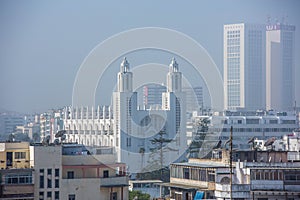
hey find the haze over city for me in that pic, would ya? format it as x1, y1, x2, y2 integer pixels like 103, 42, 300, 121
1, 0, 300, 113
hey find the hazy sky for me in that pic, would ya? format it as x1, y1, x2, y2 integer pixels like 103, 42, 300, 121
0, 0, 299, 113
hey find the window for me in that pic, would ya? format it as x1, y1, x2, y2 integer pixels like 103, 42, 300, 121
103, 170, 109, 178
110, 192, 117, 200
39, 192, 44, 200
55, 191, 59, 200
40, 169, 44, 174
5, 173, 32, 184
183, 168, 189, 179
68, 194, 75, 200
55, 179, 59, 188
55, 168, 59, 177
237, 120, 242, 124
47, 168, 52, 175
14, 152, 26, 159
40, 176, 44, 188
47, 178, 52, 188
67, 171, 74, 179
47, 191, 52, 198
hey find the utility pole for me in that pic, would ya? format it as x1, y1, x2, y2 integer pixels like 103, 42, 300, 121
230, 126, 233, 200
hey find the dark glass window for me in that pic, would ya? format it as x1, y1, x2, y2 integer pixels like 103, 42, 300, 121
55, 191, 59, 200
47, 191, 52, 198
55, 179, 59, 188
67, 171, 74, 179
103, 170, 109, 178
47, 178, 52, 188
55, 168, 59, 177
39, 176, 44, 188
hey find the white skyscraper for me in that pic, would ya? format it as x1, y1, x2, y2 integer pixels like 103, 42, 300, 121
266, 23, 295, 111
224, 23, 266, 110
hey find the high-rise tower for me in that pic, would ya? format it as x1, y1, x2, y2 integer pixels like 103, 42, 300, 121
266, 23, 295, 111
224, 23, 266, 110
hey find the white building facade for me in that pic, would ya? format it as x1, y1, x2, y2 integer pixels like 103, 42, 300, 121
224, 23, 266, 111
64, 58, 187, 173
266, 23, 296, 111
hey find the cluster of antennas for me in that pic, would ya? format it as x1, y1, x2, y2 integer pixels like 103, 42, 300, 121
42, 130, 66, 145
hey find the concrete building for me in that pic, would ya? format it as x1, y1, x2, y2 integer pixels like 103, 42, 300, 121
183, 86, 203, 113
0, 113, 24, 139
224, 23, 266, 111
190, 110, 299, 151
0, 141, 129, 200
167, 149, 300, 200
142, 84, 166, 109
30, 145, 62, 200
63, 106, 114, 147
0, 142, 34, 199
30, 143, 129, 200
40, 110, 64, 143
65, 58, 187, 173
266, 23, 296, 111
129, 180, 163, 199
0, 142, 30, 169
141, 84, 203, 113
113, 57, 187, 173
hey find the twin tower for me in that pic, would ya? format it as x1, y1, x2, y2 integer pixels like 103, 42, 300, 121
113, 57, 187, 172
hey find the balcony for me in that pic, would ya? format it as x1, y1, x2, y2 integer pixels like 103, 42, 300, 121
215, 184, 250, 199
100, 176, 129, 187
251, 180, 284, 190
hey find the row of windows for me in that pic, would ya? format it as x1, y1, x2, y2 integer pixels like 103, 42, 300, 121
66, 170, 110, 179
5, 174, 32, 184
39, 176, 59, 188
14, 152, 26, 159
171, 166, 215, 182
39, 168, 60, 189
39, 191, 59, 200
209, 127, 295, 133
40, 168, 60, 177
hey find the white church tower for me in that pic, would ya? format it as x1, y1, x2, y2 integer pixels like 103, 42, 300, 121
113, 57, 138, 162
162, 58, 186, 148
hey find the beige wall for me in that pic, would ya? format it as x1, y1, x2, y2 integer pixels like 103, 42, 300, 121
0, 142, 30, 169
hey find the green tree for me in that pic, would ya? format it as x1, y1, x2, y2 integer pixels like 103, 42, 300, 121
129, 190, 150, 200
188, 118, 210, 158
150, 130, 172, 174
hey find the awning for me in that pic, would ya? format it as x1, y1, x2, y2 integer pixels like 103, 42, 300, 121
194, 191, 204, 200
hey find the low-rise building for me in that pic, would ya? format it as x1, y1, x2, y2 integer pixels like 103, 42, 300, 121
0, 142, 34, 200
30, 143, 129, 200
167, 149, 300, 200
0, 141, 129, 200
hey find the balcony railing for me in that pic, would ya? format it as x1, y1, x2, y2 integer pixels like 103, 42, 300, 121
100, 176, 129, 187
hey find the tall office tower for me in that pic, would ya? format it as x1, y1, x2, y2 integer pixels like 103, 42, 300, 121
224, 23, 266, 111
266, 23, 295, 111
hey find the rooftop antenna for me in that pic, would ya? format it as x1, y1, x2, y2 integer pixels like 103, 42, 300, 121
55, 130, 66, 144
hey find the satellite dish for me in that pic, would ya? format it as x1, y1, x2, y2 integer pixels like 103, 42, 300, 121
264, 137, 276, 147
54, 139, 60, 145
61, 134, 66, 141
55, 130, 66, 138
